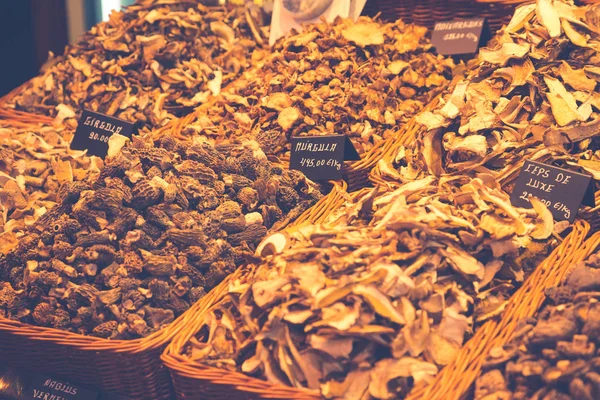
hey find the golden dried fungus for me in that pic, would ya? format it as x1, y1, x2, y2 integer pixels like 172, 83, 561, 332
171, 16, 455, 158
386, 0, 600, 187
184, 173, 556, 399
7, 1, 268, 132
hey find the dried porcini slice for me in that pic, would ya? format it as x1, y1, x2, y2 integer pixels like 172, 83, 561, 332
406, 0, 600, 184
166, 16, 455, 159
8, 2, 268, 132
183, 173, 555, 398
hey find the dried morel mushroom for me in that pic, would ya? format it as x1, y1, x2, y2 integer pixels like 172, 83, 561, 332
183, 174, 555, 399
391, 0, 600, 184
8, 1, 267, 131
0, 136, 322, 339
477, 252, 600, 400
0, 123, 103, 254
169, 16, 455, 157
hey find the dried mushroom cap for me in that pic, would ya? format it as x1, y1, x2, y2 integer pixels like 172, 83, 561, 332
169, 16, 455, 158
0, 136, 322, 339
184, 174, 555, 398
402, 0, 600, 185
8, 1, 268, 132
477, 252, 600, 400
0, 123, 102, 254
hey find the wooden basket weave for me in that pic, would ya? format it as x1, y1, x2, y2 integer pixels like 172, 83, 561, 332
0, 177, 345, 400
161, 190, 589, 400
377, 0, 526, 32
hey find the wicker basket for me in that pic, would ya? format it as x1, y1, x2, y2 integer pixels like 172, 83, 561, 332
407, 220, 597, 399
377, 0, 526, 32
162, 220, 592, 400
161, 190, 589, 400
0, 177, 345, 400
0, 81, 54, 124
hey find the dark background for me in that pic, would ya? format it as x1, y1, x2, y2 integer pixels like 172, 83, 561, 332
0, 0, 70, 97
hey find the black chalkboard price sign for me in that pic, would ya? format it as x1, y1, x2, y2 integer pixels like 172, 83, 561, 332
70, 109, 135, 158
289, 135, 360, 181
431, 18, 490, 55
21, 373, 98, 400
510, 160, 595, 223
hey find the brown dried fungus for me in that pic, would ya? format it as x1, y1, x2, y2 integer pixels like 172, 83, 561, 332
0, 123, 104, 254
477, 252, 600, 400
167, 16, 455, 158
0, 136, 322, 339
183, 173, 556, 399
384, 0, 600, 187
7, 0, 268, 132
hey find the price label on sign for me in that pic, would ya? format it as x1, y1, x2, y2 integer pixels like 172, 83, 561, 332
431, 18, 490, 55
289, 135, 360, 181
70, 109, 135, 158
510, 160, 595, 223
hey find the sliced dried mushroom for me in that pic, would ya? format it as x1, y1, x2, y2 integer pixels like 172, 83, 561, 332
0, 136, 322, 339
166, 16, 455, 158
8, 1, 268, 132
396, 0, 600, 192
183, 173, 556, 398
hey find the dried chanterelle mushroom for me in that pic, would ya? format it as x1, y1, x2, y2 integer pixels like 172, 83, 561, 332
477, 252, 600, 400
183, 173, 556, 399
0, 123, 105, 255
7, 0, 268, 132
382, 0, 600, 187
0, 136, 322, 339
163, 16, 455, 157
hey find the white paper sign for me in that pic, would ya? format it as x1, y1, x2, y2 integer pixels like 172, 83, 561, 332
269, 0, 366, 46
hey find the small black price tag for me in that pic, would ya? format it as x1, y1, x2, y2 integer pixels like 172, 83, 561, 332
21, 373, 98, 400
431, 18, 490, 56
70, 109, 135, 158
289, 135, 360, 181
510, 160, 595, 223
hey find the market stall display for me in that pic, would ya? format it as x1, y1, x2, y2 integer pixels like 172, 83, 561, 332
0, 0, 599, 399
0, 136, 323, 339
162, 169, 563, 399
1, 1, 268, 131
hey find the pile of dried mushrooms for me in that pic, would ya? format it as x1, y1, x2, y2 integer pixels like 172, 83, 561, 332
381, 0, 600, 186
0, 123, 102, 255
0, 137, 322, 339
184, 174, 555, 399
168, 16, 455, 157
477, 252, 600, 400
7, 0, 267, 131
